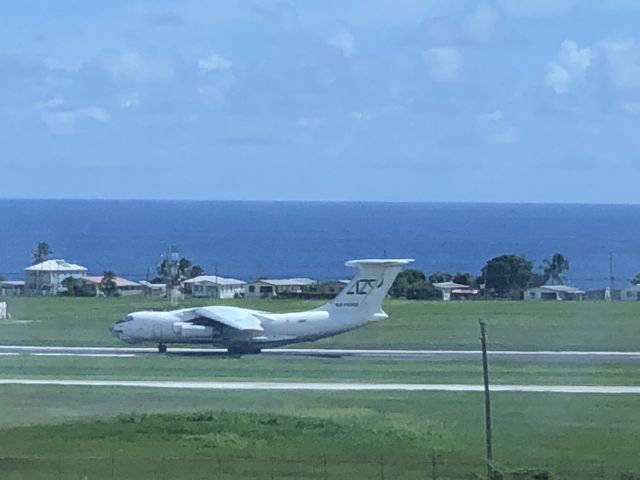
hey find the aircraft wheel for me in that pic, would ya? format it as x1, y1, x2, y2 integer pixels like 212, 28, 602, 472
158, 343, 167, 353
227, 346, 261, 355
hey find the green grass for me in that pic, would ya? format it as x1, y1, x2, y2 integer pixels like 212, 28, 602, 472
2, 296, 640, 350
2, 296, 640, 478
0, 387, 639, 479
2, 354, 640, 386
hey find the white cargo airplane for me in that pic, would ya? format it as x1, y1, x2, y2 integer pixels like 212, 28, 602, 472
110, 259, 413, 354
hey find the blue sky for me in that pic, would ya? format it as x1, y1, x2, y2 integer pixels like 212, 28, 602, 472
3, 0, 640, 202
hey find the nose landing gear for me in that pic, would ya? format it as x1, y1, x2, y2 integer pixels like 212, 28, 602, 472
158, 343, 167, 353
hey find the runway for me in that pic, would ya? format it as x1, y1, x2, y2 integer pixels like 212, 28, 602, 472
1, 378, 640, 394
2, 345, 640, 362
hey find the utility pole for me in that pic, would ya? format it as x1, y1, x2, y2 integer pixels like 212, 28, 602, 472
609, 252, 615, 301
479, 319, 493, 478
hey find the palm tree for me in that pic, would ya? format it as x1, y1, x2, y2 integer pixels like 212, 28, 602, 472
100, 271, 119, 297
32, 241, 53, 265
542, 253, 570, 285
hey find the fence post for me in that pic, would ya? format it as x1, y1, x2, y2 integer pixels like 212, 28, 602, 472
380, 454, 385, 480
323, 454, 328, 480
431, 450, 437, 480
270, 456, 275, 480
217, 457, 221, 478
111, 455, 115, 480
161, 456, 166, 480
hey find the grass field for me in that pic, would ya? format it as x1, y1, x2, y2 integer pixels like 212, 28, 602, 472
2, 354, 640, 386
2, 296, 640, 350
1, 296, 640, 478
0, 387, 639, 479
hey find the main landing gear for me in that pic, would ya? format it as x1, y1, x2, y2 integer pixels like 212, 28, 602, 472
158, 343, 167, 353
227, 345, 262, 355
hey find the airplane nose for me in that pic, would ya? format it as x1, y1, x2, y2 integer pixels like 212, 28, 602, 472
109, 324, 120, 338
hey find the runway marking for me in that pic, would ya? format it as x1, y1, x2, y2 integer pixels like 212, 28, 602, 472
3, 345, 640, 357
1, 379, 640, 394
31, 353, 137, 358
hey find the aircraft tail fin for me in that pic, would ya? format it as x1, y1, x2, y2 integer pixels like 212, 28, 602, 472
319, 259, 413, 318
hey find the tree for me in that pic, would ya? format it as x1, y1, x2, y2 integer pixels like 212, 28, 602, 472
32, 241, 53, 265
406, 280, 441, 300
155, 256, 205, 286
189, 265, 205, 278
542, 253, 570, 285
390, 269, 427, 298
482, 254, 542, 297
452, 272, 475, 287
429, 272, 452, 283
632, 273, 640, 285
100, 271, 119, 297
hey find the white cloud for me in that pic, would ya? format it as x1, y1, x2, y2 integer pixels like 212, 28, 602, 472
601, 40, 640, 89
560, 40, 592, 70
298, 117, 323, 128
623, 101, 640, 114
44, 57, 82, 73
101, 49, 174, 83
118, 93, 140, 109
545, 40, 591, 93
492, 127, 518, 144
36, 96, 65, 110
198, 52, 232, 72
499, 0, 576, 17
477, 110, 503, 122
545, 63, 571, 93
328, 30, 356, 57
40, 105, 110, 134
423, 47, 461, 82
467, 4, 497, 42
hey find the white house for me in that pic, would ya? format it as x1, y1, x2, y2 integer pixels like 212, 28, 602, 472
524, 285, 585, 301
433, 281, 479, 301
620, 284, 640, 301
25, 259, 88, 295
0, 280, 25, 296
245, 278, 316, 298
183, 275, 246, 299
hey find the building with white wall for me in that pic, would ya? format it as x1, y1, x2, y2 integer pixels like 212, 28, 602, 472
25, 259, 88, 295
620, 284, 640, 301
183, 275, 246, 299
245, 278, 316, 298
524, 285, 585, 301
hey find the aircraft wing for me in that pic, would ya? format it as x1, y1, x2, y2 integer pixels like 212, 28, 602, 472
189, 306, 265, 332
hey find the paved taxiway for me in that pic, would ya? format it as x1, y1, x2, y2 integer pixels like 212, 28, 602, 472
1, 378, 640, 394
2, 345, 640, 362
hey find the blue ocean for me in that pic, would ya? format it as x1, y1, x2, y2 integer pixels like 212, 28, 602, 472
1, 200, 639, 290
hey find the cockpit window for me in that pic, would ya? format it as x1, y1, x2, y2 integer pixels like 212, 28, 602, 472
115, 315, 134, 325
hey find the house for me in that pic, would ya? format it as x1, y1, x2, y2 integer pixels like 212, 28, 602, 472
183, 275, 246, 299
139, 281, 167, 297
245, 278, 316, 298
433, 281, 479, 301
524, 285, 585, 301
620, 284, 640, 301
71, 275, 143, 297
25, 259, 88, 295
0, 280, 25, 296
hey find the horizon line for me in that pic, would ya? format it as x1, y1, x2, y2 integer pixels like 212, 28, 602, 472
1, 197, 640, 207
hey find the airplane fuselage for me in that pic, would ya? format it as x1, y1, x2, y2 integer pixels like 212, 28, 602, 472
110, 306, 383, 351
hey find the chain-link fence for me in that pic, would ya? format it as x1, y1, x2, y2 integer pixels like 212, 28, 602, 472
0, 455, 637, 480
